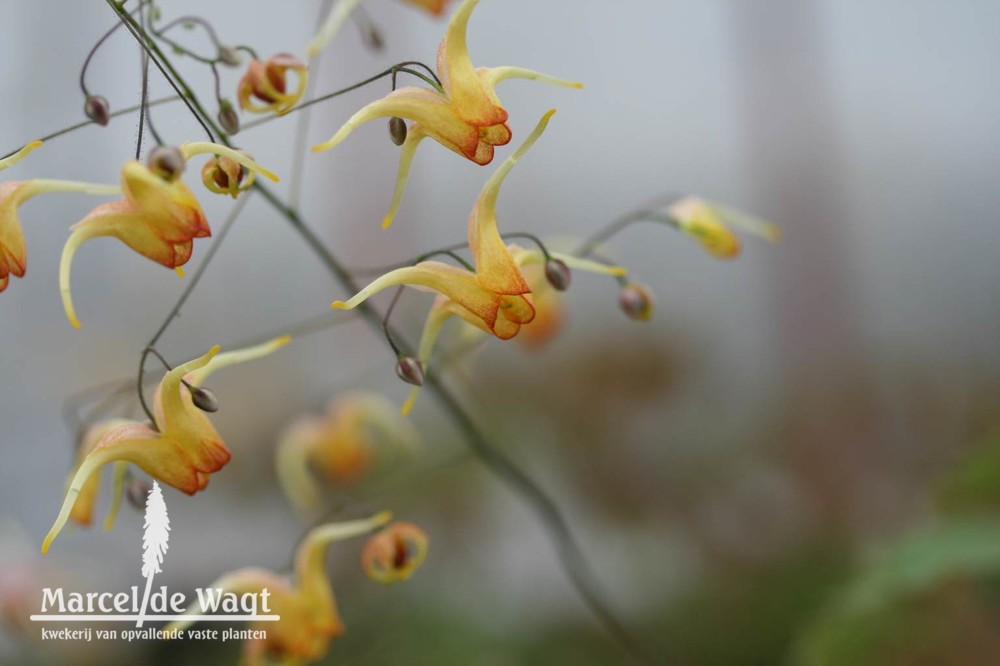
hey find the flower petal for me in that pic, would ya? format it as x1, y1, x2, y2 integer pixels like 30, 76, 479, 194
42, 423, 196, 554
184, 336, 292, 387
469, 110, 555, 294
437, 0, 507, 127
480, 66, 584, 91
332, 261, 503, 328
181, 142, 280, 183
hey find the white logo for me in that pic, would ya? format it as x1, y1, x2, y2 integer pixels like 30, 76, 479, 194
30, 483, 279, 639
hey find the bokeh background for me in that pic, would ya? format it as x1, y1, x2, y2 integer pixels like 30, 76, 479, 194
2, 0, 999, 663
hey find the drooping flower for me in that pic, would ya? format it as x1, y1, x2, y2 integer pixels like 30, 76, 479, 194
667, 196, 781, 259
42, 337, 291, 553
307, 0, 451, 57
400, 245, 625, 414
330, 111, 624, 413
237, 53, 308, 116
361, 521, 429, 583
182, 142, 278, 199
1, 176, 120, 294
165, 512, 392, 666
330, 110, 560, 335
58, 144, 277, 328
312, 0, 582, 228
276, 392, 420, 513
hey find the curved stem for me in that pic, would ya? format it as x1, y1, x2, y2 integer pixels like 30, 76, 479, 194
240, 62, 442, 132
136, 193, 252, 425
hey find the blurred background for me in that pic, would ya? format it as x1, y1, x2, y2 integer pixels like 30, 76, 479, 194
1, 0, 999, 663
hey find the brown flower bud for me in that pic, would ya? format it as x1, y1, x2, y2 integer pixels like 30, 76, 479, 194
618, 282, 655, 321
147, 146, 186, 182
544, 258, 571, 291
395, 356, 424, 386
190, 386, 220, 413
84, 96, 111, 126
217, 101, 240, 135
388, 117, 408, 146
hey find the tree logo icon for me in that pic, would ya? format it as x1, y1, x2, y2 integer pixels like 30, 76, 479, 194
136, 481, 170, 628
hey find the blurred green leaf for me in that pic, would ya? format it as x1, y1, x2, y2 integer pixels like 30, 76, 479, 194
791, 518, 1000, 666
938, 430, 1000, 513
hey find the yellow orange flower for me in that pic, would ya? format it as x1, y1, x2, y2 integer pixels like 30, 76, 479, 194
312, 0, 582, 228
182, 142, 278, 199
276, 392, 420, 513
1, 176, 120, 294
42, 337, 290, 553
361, 522, 429, 583
331, 110, 560, 335
238, 53, 308, 116
307, 0, 451, 57
668, 196, 781, 259
166, 512, 391, 666
59, 162, 206, 328
401, 245, 625, 414
57, 144, 275, 328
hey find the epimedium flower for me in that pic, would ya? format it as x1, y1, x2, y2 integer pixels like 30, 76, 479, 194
400, 245, 625, 414
166, 512, 392, 666
667, 196, 781, 259
42, 336, 291, 553
58, 143, 278, 328
330, 110, 560, 336
2, 179, 121, 295
361, 521, 429, 584
276, 391, 420, 514
0, 140, 122, 293
307, 0, 451, 57
312, 0, 582, 229
238, 53, 308, 116
330, 110, 625, 413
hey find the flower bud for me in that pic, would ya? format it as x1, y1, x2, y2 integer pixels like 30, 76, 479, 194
190, 386, 220, 413
84, 96, 111, 126
395, 356, 424, 386
237, 53, 308, 116
147, 146, 186, 182
618, 282, 655, 321
126, 479, 152, 510
218, 46, 242, 67
544, 258, 571, 291
361, 522, 429, 584
217, 101, 240, 135
388, 117, 408, 146
201, 154, 250, 198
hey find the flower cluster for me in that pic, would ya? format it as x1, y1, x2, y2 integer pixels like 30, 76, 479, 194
4, 0, 782, 663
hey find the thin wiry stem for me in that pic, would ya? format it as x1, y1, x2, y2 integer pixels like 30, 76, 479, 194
107, 0, 215, 142
0, 96, 178, 161
136, 193, 252, 425
240, 63, 441, 132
